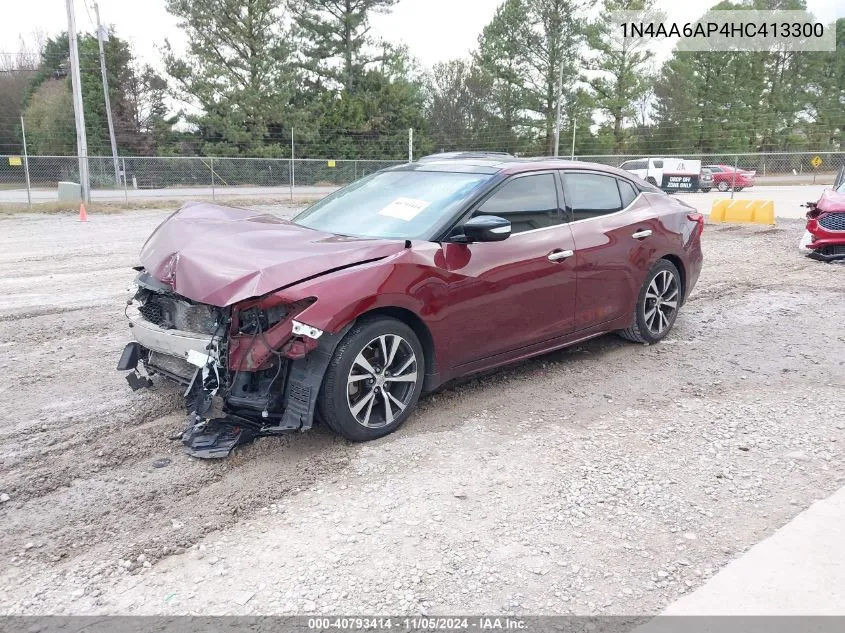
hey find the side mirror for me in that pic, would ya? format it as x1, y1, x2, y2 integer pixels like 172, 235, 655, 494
458, 215, 511, 243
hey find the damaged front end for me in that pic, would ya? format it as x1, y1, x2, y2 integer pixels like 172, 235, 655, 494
117, 271, 342, 458
801, 190, 845, 263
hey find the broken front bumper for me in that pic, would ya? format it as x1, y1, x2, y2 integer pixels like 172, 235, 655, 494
126, 308, 220, 381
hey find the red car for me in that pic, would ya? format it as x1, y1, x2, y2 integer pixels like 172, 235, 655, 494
118, 157, 704, 457
800, 183, 845, 262
704, 165, 756, 192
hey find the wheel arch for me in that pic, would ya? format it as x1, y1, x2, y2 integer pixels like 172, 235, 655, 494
355, 306, 438, 389
659, 254, 686, 303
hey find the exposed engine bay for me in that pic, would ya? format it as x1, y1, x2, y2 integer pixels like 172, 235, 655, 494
117, 271, 344, 458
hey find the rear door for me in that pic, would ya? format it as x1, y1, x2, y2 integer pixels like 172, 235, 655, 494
561, 170, 659, 330
441, 171, 578, 366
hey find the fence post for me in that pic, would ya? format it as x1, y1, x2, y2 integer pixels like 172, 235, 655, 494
20, 116, 32, 210
210, 156, 215, 200
731, 154, 738, 200
408, 128, 413, 163
290, 128, 295, 201
122, 157, 128, 204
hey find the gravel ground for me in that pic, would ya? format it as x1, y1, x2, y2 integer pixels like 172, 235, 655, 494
0, 205, 843, 616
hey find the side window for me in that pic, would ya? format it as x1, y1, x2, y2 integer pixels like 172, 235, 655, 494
563, 173, 623, 221
632, 160, 648, 171
618, 179, 637, 207
652, 159, 664, 169
709, 166, 722, 173
475, 174, 560, 234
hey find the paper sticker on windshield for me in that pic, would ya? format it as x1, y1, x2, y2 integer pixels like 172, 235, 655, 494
378, 197, 429, 221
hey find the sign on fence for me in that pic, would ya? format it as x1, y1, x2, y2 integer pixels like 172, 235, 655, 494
8, 156, 22, 166
811, 155, 823, 169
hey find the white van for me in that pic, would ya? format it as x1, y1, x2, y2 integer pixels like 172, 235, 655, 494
620, 157, 703, 192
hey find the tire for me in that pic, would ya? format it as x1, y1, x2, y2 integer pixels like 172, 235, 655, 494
318, 316, 424, 442
646, 177, 658, 187
735, 187, 744, 192
717, 181, 729, 192
700, 187, 712, 193
617, 260, 682, 345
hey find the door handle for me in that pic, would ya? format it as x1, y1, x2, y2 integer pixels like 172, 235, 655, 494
548, 249, 574, 262
632, 229, 653, 239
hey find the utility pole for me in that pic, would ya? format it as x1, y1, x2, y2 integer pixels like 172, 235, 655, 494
21, 116, 32, 210
553, 59, 565, 157
66, 0, 90, 203
94, 1, 120, 186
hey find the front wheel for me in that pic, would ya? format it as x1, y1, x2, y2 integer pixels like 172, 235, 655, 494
318, 317, 424, 442
617, 260, 682, 344
717, 181, 729, 192
700, 187, 712, 193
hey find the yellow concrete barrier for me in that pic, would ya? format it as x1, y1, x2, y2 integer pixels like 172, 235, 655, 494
710, 199, 775, 225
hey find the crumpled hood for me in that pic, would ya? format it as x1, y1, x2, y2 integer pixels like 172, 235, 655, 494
817, 190, 845, 214
139, 202, 405, 307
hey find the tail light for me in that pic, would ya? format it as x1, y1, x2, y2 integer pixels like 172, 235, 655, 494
687, 212, 705, 232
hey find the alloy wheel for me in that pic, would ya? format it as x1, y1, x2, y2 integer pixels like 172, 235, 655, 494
346, 334, 419, 428
643, 270, 679, 336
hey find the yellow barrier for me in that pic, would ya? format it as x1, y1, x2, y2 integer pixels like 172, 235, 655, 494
709, 199, 775, 225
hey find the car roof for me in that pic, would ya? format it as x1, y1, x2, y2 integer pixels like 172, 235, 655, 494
393, 157, 642, 181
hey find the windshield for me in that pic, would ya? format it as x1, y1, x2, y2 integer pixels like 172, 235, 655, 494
294, 170, 494, 239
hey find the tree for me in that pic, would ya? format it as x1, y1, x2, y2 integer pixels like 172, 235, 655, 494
288, 0, 398, 93
0, 37, 40, 154
586, 0, 659, 152
21, 78, 76, 155
424, 58, 495, 152
22, 31, 166, 156
164, 0, 295, 155
475, 0, 532, 152
522, 0, 589, 154
803, 18, 845, 150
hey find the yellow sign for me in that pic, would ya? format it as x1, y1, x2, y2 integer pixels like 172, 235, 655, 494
8, 156, 22, 166
327, 160, 336, 167
811, 155, 823, 169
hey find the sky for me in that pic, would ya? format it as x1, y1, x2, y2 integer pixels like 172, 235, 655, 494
1, 0, 843, 70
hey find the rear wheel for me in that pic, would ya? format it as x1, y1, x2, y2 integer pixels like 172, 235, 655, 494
700, 187, 712, 193
318, 317, 424, 442
618, 260, 682, 344
717, 181, 729, 192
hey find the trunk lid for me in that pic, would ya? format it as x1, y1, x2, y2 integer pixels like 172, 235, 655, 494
139, 202, 405, 306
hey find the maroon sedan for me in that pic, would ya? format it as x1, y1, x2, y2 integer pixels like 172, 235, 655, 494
118, 157, 704, 457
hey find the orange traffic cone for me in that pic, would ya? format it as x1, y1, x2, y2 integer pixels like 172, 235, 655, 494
78, 203, 88, 222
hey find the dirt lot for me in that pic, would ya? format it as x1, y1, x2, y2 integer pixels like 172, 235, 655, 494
0, 203, 843, 616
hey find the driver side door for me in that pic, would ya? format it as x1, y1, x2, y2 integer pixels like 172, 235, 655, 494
440, 171, 578, 369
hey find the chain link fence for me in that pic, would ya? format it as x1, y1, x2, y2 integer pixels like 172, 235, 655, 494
0, 151, 842, 206
574, 152, 845, 177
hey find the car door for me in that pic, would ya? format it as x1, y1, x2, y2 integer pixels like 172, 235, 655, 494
440, 171, 578, 367
561, 170, 659, 330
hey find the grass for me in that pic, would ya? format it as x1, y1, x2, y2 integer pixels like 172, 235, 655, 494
0, 195, 320, 216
